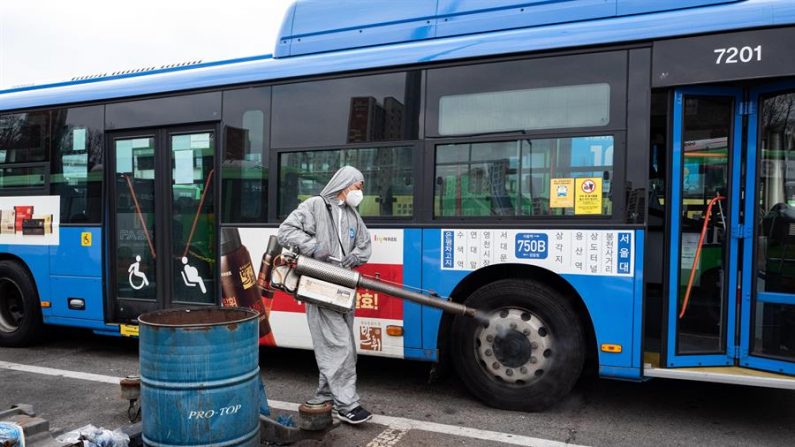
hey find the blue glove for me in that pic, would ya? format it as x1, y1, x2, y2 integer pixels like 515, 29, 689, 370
341, 254, 358, 268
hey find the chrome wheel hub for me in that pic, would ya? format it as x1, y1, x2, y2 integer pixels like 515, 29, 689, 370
476, 308, 553, 384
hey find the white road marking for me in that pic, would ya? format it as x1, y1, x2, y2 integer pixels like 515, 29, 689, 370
366, 427, 409, 447
368, 414, 585, 447
0, 361, 589, 447
0, 360, 121, 385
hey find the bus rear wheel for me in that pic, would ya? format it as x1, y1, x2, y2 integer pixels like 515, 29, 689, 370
451, 279, 585, 411
0, 261, 43, 347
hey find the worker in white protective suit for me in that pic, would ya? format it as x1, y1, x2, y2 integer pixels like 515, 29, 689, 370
277, 166, 373, 424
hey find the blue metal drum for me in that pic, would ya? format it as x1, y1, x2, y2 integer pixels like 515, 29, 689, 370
138, 307, 260, 447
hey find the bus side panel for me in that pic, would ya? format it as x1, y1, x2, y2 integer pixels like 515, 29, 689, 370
562, 274, 638, 378
420, 228, 470, 361
46, 227, 105, 329
617, 0, 742, 15
564, 231, 644, 379
401, 228, 426, 359
632, 230, 645, 373
420, 228, 643, 378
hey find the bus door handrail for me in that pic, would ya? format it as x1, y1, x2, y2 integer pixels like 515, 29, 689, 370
181, 169, 215, 259
122, 174, 157, 259
679, 194, 725, 320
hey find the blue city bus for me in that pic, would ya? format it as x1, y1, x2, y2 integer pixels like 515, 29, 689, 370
2, 0, 795, 411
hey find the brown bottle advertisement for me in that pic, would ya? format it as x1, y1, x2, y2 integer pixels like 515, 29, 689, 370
219, 227, 272, 338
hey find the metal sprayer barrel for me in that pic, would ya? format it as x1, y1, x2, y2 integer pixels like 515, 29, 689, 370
138, 307, 260, 447
295, 255, 479, 318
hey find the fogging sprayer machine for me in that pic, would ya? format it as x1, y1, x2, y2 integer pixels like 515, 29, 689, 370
258, 236, 484, 321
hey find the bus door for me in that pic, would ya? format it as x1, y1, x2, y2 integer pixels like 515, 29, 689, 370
665, 87, 743, 368
740, 83, 795, 375
108, 126, 217, 322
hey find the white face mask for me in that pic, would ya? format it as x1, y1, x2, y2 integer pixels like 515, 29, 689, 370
345, 189, 363, 208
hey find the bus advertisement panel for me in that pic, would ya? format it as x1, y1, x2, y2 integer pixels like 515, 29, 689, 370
0, 196, 60, 245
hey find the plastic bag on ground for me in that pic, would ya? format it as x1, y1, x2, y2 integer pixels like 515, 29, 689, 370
0, 421, 25, 447
55, 424, 129, 447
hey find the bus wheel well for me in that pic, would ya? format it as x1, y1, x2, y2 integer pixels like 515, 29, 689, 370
0, 254, 39, 300
0, 253, 44, 346
438, 264, 598, 379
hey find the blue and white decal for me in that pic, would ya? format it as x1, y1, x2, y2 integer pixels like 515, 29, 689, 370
442, 230, 455, 268
440, 229, 633, 276
617, 232, 632, 274
515, 233, 548, 259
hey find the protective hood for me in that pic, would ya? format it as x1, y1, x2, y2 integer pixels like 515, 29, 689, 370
319, 166, 364, 201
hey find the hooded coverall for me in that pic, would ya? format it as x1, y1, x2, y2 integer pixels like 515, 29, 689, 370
277, 166, 371, 413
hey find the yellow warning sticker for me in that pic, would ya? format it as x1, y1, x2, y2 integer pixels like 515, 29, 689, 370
549, 178, 574, 208
575, 178, 603, 215
120, 324, 139, 337
81, 232, 92, 247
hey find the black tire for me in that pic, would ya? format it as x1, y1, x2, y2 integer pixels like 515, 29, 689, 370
0, 260, 43, 347
451, 279, 585, 411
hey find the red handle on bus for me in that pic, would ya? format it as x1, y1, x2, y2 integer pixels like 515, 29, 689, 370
679, 195, 725, 320
182, 169, 215, 259
122, 174, 157, 259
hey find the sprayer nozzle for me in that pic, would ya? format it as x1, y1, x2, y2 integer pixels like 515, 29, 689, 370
472, 310, 491, 327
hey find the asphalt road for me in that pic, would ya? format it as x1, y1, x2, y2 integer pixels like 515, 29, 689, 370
1, 328, 794, 446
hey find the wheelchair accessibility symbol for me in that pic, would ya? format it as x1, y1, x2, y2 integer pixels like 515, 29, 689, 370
128, 255, 149, 290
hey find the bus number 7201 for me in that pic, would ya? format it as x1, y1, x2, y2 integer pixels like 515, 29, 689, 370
714, 45, 762, 64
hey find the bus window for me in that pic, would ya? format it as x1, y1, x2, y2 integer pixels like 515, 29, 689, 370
434, 136, 613, 217
676, 95, 732, 354
0, 111, 49, 190
0, 112, 49, 163
222, 87, 270, 224
278, 146, 414, 218
426, 51, 626, 138
271, 72, 420, 149
756, 91, 795, 360
438, 83, 610, 136
50, 106, 103, 224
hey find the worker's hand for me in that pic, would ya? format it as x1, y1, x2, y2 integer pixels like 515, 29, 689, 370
341, 254, 358, 268
313, 246, 330, 262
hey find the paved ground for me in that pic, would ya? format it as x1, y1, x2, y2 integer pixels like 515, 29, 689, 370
1, 328, 795, 446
